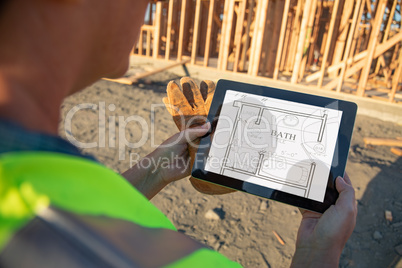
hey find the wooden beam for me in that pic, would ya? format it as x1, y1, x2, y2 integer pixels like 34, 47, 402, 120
324, 31, 402, 91
165, 0, 175, 60
331, 0, 354, 77
239, 0, 255, 72
356, 0, 387, 96
221, 0, 235, 70
233, 0, 247, 72
336, 0, 363, 92
153, 2, 162, 59
291, 0, 314, 83
317, 0, 341, 88
273, 0, 291, 80
248, 0, 269, 76
374, 0, 398, 75
191, 0, 202, 65
299, 0, 318, 80
218, 0, 230, 69
177, 0, 187, 61
286, 0, 303, 72
146, 29, 152, 57
103, 59, 191, 85
204, 0, 215, 67
391, 147, 402, 157
389, 46, 402, 102
138, 29, 144, 56
363, 137, 402, 147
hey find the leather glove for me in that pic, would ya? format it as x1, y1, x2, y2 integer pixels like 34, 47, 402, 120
163, 77, 235, 195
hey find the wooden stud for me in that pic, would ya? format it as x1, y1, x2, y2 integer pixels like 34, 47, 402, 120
233, 0, 247, 72
204, 0, 216, 67
138, 29, 144, 56
153, 2, 162, 59
280, 2, 294, 71
248, 0, 269, 76
317, 0, 341, 88
146, 29, 152, 57
389, 45, 402, 102
291, 0, 314, 83
177, 0, 187, 61
273, 0, 291, 80
286, 0, 303, 72
239, 0, 255, 72
220, 0, 235, 70
218, 0, 230, 69
165, 0, 174, 60
336, 0, 363, 92
307, 0, 323, 68
356, 0, 387, 96
374, 0, 398, 75
191, 0, 202, 65
299, 0, 318, 80
331, 0, 354, 77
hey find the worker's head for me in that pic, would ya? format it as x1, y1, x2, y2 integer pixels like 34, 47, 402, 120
0, 0, 149, 91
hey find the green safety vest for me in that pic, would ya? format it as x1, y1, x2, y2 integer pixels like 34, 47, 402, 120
0, 152, 241, 267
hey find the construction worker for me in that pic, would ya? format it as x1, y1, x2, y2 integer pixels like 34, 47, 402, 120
0, 0, 357, 267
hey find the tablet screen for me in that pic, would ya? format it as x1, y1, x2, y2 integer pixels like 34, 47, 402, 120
192, 79, 357, 213
204, 90, 342, 203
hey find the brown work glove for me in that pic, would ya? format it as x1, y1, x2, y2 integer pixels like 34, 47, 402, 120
163, 77, 235, 195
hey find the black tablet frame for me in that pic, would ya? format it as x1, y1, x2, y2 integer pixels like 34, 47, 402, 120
191, 79, 357, 213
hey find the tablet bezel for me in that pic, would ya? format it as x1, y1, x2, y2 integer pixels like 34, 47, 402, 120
191, 79, 357, 213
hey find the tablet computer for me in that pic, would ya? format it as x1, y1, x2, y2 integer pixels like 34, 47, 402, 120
192, 79, 357, 213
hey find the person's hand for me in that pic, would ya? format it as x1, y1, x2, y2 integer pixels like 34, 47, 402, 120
150, 122, 211, 184
290, 174, 357, 268
163, 77, 235, 195
122, 123, 210, 199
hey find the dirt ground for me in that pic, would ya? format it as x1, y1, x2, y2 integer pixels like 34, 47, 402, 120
59, 69, 402, 268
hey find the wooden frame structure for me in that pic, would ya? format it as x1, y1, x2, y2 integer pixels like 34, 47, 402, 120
131, 0, 402, 104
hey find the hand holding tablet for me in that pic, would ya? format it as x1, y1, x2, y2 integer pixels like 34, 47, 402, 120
192, 80, 357, 213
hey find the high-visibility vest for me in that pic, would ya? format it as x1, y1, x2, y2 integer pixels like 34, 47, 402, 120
0, 152, 241, 267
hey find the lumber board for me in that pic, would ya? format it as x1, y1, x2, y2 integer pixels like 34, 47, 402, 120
336, 0, 363, 92
103, 59, 190, 85
308, 30, 402, 84
273, 0, 291, 80
204, 0, 215, 67
165, 0, 174, 60
356, 0, 387, 96
218, 0, 230, 69
138, 29, 144, 56
299, 0, 318, 80
291, 0, 314, 83
374, 0, 398, 75
363, 137, 402, 147
391, 147, 402, 157
248, 0, 269, 76
317, 0, 341, 88
153, 2, 162, 59
286, 0, 303, 72
389, 45, 402, 102
233, 0, 247, 72
177, 0, 187, 61
146, 29, 151, 57
191, 0, 202, 65
331, 0, 354, 76
239, 0, 255, 72
221, 0, 235, 70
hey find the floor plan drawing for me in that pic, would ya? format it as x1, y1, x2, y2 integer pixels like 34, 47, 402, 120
205, 90, 343, 202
